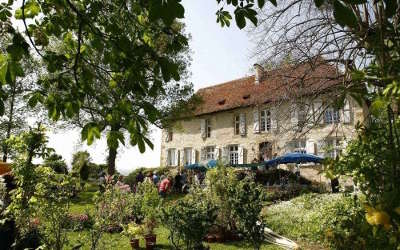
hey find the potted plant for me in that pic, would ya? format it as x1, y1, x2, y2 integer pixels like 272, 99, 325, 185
121, 223, 142, 249
143, 216, 157, 250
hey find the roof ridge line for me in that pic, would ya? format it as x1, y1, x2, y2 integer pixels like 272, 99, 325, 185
197, 75, 254, 92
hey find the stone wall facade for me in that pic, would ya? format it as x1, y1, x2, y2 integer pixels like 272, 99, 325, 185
160, 97, 364, 168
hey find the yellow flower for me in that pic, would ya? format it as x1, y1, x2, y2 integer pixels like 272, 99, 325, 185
365, 206, 391, 229
394, 207, 400, 215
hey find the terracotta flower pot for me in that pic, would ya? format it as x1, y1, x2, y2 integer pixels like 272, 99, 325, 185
130, 238, 139, 249
145, 234, 156, 250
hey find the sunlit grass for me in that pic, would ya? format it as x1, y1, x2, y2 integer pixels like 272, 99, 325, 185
67, 182, 282, 249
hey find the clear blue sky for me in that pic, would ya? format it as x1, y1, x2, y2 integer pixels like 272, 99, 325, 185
48, 1, 256, 174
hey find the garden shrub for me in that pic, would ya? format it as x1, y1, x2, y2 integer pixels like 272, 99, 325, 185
265, 193, 389, 249
43, 153, 68, 174
329, 115, 400, 248
63, 213, 93, 231
134, 181, 161, 235
31, 166, 75, 250
205, 164, 269, 250
255, 168, 311, 186
88, 175, 136, 249
229, 178, 268, 250
161, 188, 217, 250
206, 165, 241, 233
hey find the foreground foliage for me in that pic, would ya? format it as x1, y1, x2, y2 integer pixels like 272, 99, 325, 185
265, 193, 390, 250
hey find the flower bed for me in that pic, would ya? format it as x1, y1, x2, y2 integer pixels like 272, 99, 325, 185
63, 213, 93, 231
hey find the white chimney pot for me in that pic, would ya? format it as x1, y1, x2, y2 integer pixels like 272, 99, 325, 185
254, 64, 264, 85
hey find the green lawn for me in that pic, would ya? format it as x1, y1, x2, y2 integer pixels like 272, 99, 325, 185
69, 182, 98, 214
68, 182, 282, 249
67, 227, 282, 250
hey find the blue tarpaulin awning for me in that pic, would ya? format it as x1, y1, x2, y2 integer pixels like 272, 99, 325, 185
264, 153, 323, 167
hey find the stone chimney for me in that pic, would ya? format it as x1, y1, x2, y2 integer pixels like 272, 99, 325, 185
254, 63, 264, 85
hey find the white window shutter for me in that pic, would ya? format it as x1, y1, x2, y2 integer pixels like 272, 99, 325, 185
174, 150, 179, 166
342, 100, 351, 124
165, 150, 170, 166
313, 101, 324, 124
238, 146, 244, 164
221, 147, 229, 164
200, 119, 206, 138
239, 113, 246, 135
191, 148, 196, 164
165, 131, 170, 142
214, 147, 220, 160
271, 108, 278, 130
290, 103, 298, 128
253, 108, 260, 133
306, 139, 316, 155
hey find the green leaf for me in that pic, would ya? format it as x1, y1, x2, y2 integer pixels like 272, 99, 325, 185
143, 136, 154, 150
137, 136, 146, 153
370, 97, 388, 116
333, 0, 358, 29
82, 123, 101, 145
257, 0, 266, 8
28, 92, 42, 107
235, 10, 246, 29
0, 54, 8, 85
246, 9, 258, 26
314, 0, 325, 7
107, 131, 124, 150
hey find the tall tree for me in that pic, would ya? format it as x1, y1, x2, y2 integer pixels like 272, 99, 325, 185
0, 35, 45, 162
0, 0, 197, 174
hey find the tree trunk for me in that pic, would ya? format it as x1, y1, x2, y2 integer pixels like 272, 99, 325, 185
2, 83, 17, 162
108, 146, 117, 175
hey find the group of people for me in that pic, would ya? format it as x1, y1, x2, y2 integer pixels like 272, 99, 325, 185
134, 169, 206, 197
135, 171, 172, 197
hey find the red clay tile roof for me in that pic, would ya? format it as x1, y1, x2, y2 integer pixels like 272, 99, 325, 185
194, 61, 343, 116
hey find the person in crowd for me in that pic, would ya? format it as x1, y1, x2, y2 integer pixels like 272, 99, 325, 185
144, 172, 153, 183
194, 171, 200, 185
158, 175, 172, 197
152, 171, 159, 185
174, 172, 182, 192
331, 177, 340, 193
136, 171, 144, 184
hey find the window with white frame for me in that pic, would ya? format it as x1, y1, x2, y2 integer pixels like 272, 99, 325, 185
324, 107, 340, 124
229, 145, 239, 165
167, 148, 176, 166
291, 140, 306, 154
206, 119, 211, 138
260, 110, 271, 132
324, 138, 342, 158
234, 115, 240, 135
184, 148, 192, 166
206, 146, 215, 160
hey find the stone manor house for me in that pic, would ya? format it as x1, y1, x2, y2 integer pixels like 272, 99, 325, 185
160, 60, 363, 167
